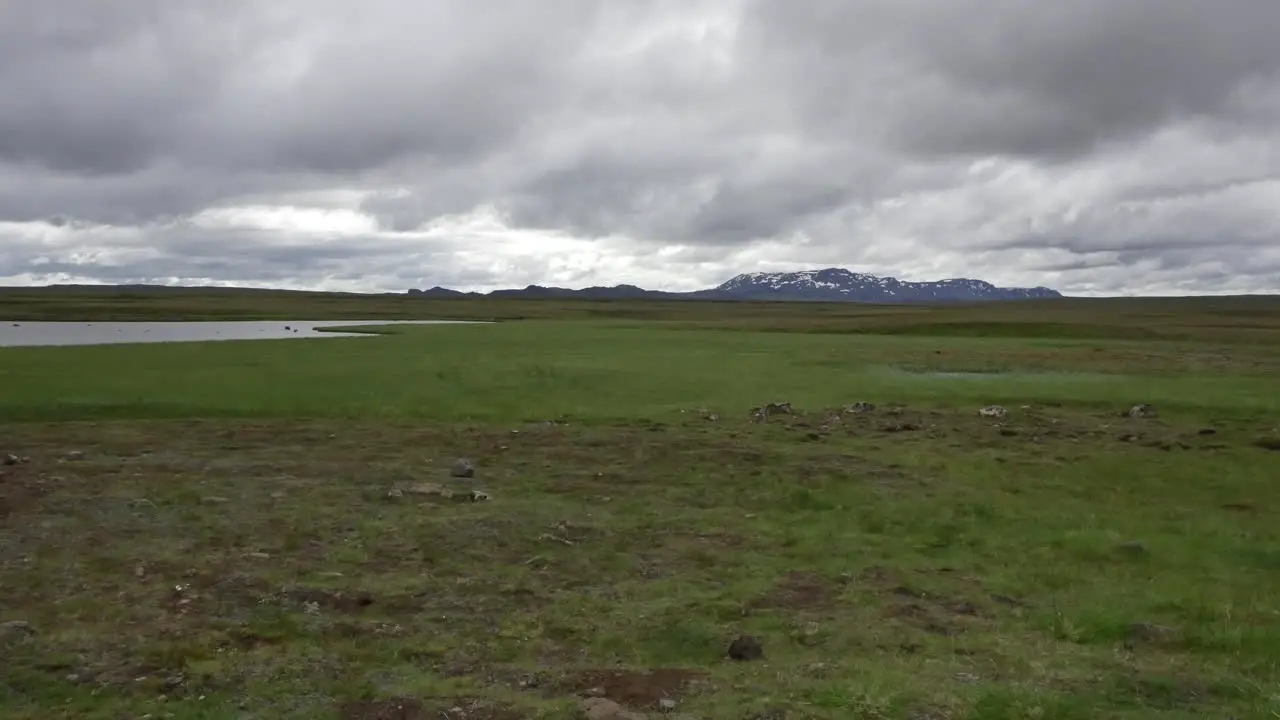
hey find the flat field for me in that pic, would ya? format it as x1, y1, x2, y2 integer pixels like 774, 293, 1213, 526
2, 292, 1279, 719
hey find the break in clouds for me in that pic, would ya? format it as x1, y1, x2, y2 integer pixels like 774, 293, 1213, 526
2, 0, 1280, 296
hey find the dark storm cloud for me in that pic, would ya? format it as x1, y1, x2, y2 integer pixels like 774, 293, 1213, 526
0, 0, 598, 182
1, 0, 1279, 294
739, 0, 1280, 159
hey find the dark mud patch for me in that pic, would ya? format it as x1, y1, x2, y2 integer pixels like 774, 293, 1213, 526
858, 566, 993, 635
883, 601, 964, 637
281, 586, 378, 613
1253, 437, 1280, 452
338, 698, 527, 720
558, 668, 709, 706
748, 570, 850, 612
338, 698, 428, 720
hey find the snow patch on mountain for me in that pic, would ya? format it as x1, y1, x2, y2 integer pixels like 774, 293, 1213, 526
715, 268, 1060, 302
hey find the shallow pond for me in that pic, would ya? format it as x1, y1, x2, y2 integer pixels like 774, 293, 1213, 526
0, 320, 480, 348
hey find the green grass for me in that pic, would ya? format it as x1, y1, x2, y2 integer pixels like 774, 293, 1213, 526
2, 309, 1279, 719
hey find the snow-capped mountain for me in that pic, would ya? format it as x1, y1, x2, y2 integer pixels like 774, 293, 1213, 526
714, 268, 1061, 302
408, 267, 1062, 303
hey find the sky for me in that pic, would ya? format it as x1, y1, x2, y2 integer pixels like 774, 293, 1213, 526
2, 0, 1279, 296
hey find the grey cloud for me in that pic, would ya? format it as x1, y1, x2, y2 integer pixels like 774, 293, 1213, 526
0, 222, 453, 290
1, 0, 598, 177
2, 0, 1280, 295
740, 0, 1280, 159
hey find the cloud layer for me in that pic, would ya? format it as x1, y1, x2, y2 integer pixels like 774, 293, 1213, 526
3, 0, 1279, 295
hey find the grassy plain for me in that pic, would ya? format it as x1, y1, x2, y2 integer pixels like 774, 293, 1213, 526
2, 290, 1279, 719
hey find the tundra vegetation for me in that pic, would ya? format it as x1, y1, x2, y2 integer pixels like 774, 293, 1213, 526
2, 288, 1279, 719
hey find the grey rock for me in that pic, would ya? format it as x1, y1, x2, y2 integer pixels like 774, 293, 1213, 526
1128, 404, 1157, 418
658, 697, 678, 712
0, 620, 35, 638
64, 450, 86, 461
2, 453, 23, 466
843, 402, 876, 413
450, 458, 476, 478
751, 402, 793, 422
978, 405, 1008, 418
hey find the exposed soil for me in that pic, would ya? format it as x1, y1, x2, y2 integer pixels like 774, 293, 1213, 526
748, 570, 849, 612
559, 668, 709, 706
337, 698, 529, 720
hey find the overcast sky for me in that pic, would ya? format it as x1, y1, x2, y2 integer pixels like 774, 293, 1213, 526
2, 1, 1279, 296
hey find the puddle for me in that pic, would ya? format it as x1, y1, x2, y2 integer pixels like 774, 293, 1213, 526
0, 320, 484, 348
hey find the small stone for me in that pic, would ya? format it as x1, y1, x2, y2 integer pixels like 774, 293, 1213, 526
64, 450, 86, 461
658, 697, 678, 712
247, 552, 271, 560
978, 405, 1008, 418
1128, 404, 1157, 418
843, 402, 876, 414
386, 488, 404, 499
1, 620, 35, 637
201, 496, 230, 505
270, 491, 286, 500
2, 453, 21, 466
727, 634, 764, 661
450, 458, 476, 479
751, 402, 793, 422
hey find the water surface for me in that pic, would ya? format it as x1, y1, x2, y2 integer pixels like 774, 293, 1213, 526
0, 320, 479, 348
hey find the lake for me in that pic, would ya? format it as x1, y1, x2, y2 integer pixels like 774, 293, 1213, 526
0, 320, 482, 348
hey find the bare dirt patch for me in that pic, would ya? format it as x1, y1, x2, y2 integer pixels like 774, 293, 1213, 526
338, 698, 429, 720
339, 697, 530, 720
748, 570, 850, 612
558, 668, 709, 707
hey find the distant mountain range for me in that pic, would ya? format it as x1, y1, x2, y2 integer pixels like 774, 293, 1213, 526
408, 268, 1063, 303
